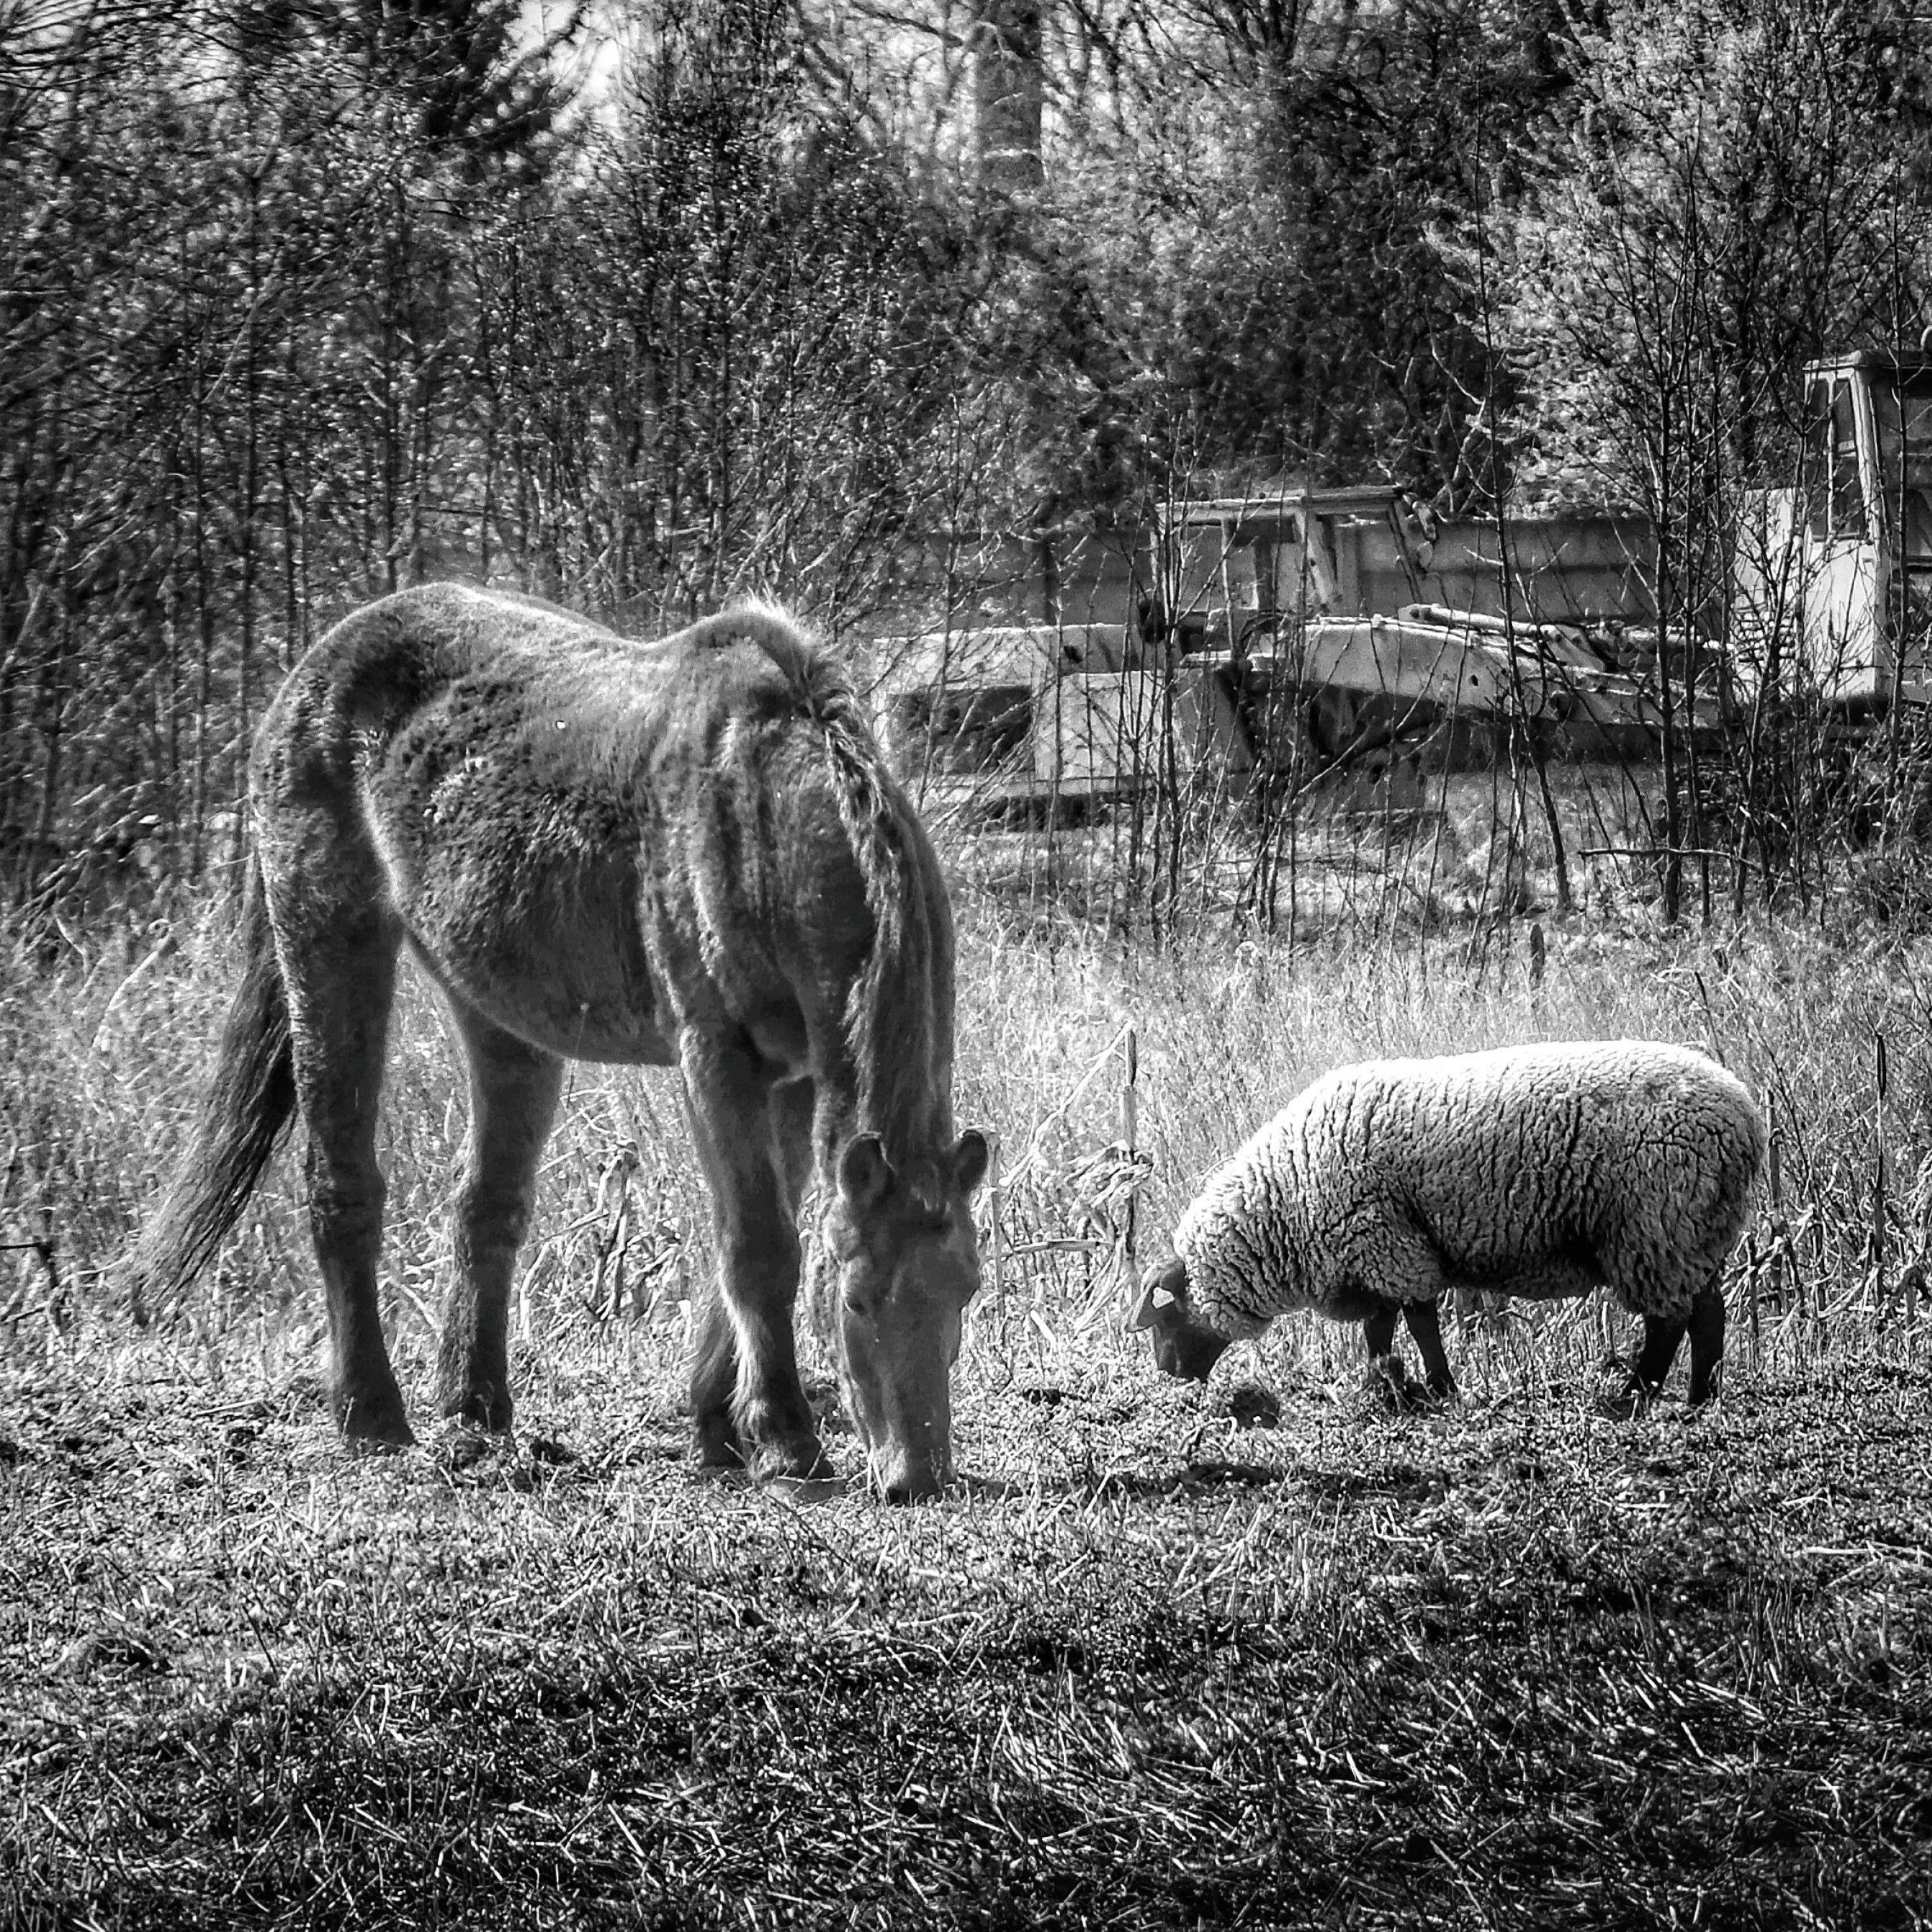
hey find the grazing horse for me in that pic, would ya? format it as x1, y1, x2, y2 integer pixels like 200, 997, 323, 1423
126, 583, 989, 1501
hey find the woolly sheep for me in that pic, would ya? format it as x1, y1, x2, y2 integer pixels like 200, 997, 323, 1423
1129, 1040, 1765, 1410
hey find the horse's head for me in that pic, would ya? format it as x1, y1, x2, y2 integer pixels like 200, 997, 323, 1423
823, 1128, 990, 1503
1128, 1256, 1232, 1382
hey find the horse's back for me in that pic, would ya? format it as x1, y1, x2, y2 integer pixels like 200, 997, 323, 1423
257, 587, 849, 796
291, 582, 608, 711
250, 584, 892, 1072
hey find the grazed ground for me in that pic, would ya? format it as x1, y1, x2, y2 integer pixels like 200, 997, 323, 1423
5, 1329, 1929, 1930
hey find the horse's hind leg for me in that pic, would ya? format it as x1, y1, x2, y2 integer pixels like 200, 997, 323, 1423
683, 1035, 828, 1482
434, 1001, 564, 1432
276, 896, 409, 1447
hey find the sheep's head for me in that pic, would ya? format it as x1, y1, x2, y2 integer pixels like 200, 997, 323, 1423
1128, 1257, 1231, 1382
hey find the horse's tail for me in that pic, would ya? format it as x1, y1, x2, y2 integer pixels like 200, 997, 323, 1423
121, 854, 297, 1313
680, 600, 836, 705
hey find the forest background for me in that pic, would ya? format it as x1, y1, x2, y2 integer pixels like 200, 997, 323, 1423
8, 0, 1932, 917
9, 14, 1932, 1920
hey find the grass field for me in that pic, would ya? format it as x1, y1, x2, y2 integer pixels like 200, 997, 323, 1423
4, 881, 1931, 1927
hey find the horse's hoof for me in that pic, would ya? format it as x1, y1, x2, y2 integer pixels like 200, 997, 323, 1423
691, 1415, 830, 1483
335, 1389, 415, 1450
692, 1417, 741, 1470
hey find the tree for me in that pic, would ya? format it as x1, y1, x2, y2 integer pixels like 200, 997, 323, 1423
1464, 0, 1932, 916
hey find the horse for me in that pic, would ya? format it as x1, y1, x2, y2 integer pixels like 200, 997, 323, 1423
125, 583, 989, 1501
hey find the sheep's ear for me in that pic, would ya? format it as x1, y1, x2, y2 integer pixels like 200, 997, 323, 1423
1128, 1259, 1187, 1329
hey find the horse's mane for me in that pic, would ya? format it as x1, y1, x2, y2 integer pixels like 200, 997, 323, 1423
689, 601, 952, 1166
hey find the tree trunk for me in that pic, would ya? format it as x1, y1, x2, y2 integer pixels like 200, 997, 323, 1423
973, 1, 1044, 194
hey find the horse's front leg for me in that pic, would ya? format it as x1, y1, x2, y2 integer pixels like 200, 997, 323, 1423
435, 1003, 564, 1431
682, 1035, 829, 1482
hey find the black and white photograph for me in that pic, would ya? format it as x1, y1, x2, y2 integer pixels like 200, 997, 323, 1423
4, 0, 1931, 1923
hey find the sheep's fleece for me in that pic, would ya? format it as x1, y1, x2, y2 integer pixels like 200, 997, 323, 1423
1169, 1040, 1765, 1338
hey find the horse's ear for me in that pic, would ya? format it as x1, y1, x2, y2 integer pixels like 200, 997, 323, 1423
838, 1133, 894, 1211
950, 1129, 990, 1196
1128, 1258, 1188, 1329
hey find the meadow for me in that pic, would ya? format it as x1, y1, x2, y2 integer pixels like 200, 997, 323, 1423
4, 864, 1931, 1928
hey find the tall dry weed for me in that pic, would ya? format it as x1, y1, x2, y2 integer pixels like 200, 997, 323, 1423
3, 874, 1928, 1398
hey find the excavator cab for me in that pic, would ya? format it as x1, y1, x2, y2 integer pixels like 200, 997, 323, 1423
1798, 350, 1932, 705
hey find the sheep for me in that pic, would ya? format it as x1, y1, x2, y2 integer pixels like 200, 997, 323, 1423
1129, 1040, 1765, 1412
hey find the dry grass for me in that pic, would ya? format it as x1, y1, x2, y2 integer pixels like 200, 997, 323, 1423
5, 1340, 1929, 1928
3, 878, 1931, 1928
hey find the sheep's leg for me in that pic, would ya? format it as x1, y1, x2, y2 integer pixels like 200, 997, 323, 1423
1626, 1312, 1687, 1401
1684, 1283, 1726, 1405
1401, 1298, 1457, 1400
1360, 1301, 1422, 1411
1355, 1231, 1449, 1413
